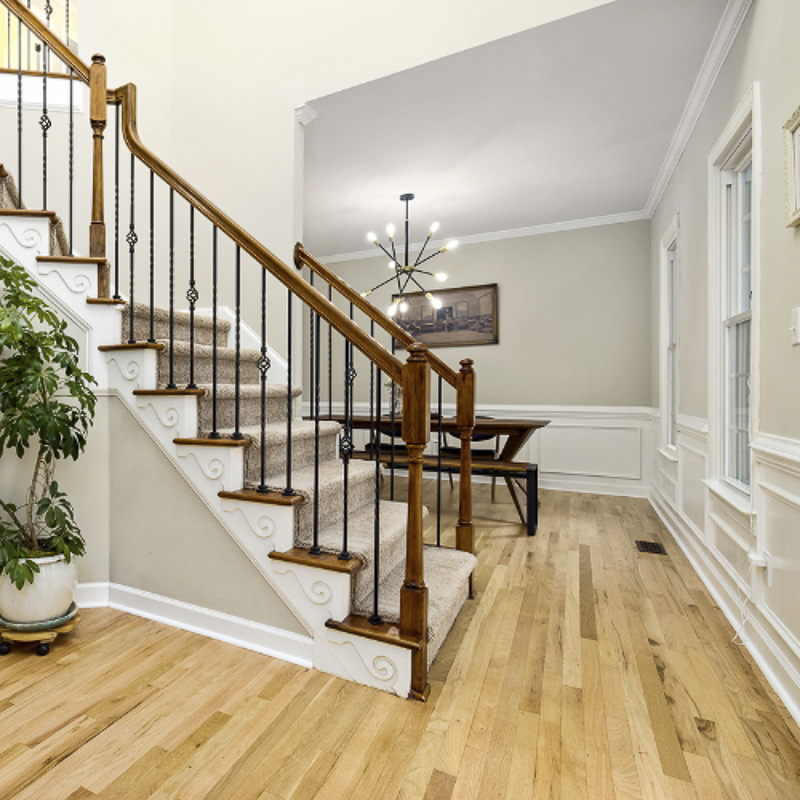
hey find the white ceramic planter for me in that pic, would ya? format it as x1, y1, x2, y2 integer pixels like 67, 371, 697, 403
0, 555, 78, 623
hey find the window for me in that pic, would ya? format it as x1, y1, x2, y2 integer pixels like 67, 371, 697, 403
710, 85, 759, 497
721, 153, 752, 489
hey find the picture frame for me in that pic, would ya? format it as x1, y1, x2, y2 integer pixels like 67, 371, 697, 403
392, 283, 498, 348
783, 104, 800, 227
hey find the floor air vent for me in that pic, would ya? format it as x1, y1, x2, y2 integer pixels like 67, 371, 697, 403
635, 540, 667, 555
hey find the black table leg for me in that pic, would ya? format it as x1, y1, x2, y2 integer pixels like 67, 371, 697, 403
526, 464, 538, 536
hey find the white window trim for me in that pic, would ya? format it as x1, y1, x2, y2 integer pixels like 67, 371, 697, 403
707, 82, 761, 504
659, 214, 679, 454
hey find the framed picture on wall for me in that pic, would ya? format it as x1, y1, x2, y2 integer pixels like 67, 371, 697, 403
783, 104, 800, 226
392, 283, 498, 347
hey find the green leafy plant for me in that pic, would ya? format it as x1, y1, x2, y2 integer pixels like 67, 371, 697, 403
0, 255, 96, 589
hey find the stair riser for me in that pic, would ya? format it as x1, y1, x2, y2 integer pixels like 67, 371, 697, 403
157, 351, 260, 387
294, 468, 377, 545
198, 394, 292, 431
123, 310, 228, 348
244, 428, 339, 484
352, 528, 407, 609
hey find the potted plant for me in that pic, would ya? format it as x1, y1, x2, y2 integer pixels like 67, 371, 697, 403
0, 255, 96, 624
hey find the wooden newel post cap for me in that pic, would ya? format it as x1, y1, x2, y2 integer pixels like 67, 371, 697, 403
459, 358, 474, 373
91, 54, 106, 65
406, 342, 429, 361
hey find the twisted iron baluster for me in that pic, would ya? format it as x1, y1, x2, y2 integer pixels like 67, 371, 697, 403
208, 227, 220, 438
370, 369, 383, 626
339, 303, 356, 562
257, 268, 271, 492
390, 337, 396, 500
40, 31, 51, 210
310, 307, 321, 555
283, 288, 295, 495
327, 283, 333, 419
113, 105, 121, 299
232, 246, 243, 440
148, 170, 155, 342
186, 206, 198, 388
126, 154, 137, 343
166, 188, 176, 388
16, 14, 21, 209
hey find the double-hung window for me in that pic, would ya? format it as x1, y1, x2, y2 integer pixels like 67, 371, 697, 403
720, 140, 752, 490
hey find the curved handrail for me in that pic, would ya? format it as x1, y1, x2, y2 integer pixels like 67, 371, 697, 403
110, 83, 403, 384
3, 0, 90, 83
294, 243, 460, 388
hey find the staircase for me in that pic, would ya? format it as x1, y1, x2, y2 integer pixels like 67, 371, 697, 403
0, 0, 479, 699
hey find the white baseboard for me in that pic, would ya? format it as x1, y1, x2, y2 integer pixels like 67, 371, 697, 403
76, 582, 313, 668
650, 491, 800, 727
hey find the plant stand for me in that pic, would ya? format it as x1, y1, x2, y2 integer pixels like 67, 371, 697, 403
0, 612, 81, 656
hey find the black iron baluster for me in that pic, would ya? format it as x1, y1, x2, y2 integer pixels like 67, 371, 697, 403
370, 369, 383, 626
40, 14, 51, 211
310, 307, 321, 555
148, 170, 155, 342
113, 104, 120, 299
26, 2, 31, 72
232, 246, 243, 440
369, 321, 375, 460
257, 268, 271, 492
186, 206, 198, 388
67, 0, 72, 252
390, 338, 396, 501
208, 227, 220, 438
16, 14, 21, 209
339, 303, 356, 562
437, 375, 443, 547
327, 283, 333, 419
126, 154, 137, 343
166, 188, 176, 388
283, 288, 295, 495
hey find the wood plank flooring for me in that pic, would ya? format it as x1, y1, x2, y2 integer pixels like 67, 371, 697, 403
1, 483, 799, 798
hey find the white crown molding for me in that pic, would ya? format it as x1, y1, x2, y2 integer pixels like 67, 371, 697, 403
645, 0, 754, 216
318, 210, 649, 263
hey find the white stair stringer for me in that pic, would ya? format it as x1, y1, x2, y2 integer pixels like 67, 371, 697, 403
0, 212, 415, 698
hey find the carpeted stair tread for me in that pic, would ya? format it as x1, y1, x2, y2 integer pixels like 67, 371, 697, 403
193, 383, 300, 399
353, 545, 477, 666
195, 384, 299, 430
297, 499, 419, 606
124, 304, 230, 347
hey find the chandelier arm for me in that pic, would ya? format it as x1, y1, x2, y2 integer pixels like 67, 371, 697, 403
399, 270, 417, 295
390, 239, 397, 264
375, 242, 395, 261
368, 273, 402, 295
407, 274, 430, 295
415, 249, 444, 268
413, 236, 431, 266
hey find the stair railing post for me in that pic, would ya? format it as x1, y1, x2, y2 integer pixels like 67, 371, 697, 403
455, 358, 475, 575
400, 343, 430, 702
89, 53, 107, 295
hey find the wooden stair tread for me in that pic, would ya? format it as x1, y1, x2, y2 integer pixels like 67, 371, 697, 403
37, 255, 107, 264
134, 388, 205, 396
98, 342, 164, 351
174, 436, 250, 447
0, 208, 57, 218
269, 548, 362, 574
219, 488, 304, 506
87, 297, 126, 305
325, 615, 421, 651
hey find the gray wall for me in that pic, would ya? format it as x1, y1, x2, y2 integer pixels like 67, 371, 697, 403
651, 0, 800, 439
331, 220, 652, 408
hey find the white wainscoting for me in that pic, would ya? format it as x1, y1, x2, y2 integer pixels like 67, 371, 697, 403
652, 420, 800, 725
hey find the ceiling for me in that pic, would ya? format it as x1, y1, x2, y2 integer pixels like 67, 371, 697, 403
302, 0, 730, 259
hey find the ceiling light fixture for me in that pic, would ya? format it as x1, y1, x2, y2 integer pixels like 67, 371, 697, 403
361, 193, 457, 316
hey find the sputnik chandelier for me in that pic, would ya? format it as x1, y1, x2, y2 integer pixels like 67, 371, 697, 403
361, 193, 458, 316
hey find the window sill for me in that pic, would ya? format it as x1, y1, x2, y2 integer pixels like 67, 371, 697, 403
657, 446, 679, 463
703, 479, 752, 517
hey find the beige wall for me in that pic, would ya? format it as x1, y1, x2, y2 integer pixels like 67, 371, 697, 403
108, 399, 306, 635
651, 0, 800, 438
330, 221, 652, 408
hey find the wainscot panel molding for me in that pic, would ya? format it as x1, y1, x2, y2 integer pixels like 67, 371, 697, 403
76, 582, 314, 667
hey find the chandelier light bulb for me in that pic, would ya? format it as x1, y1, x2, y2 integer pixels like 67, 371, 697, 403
446, 239, 459, 250
425, 292, 443, 309
399, 299, 409, 313
435, 272, 448, 282
388, 260, 396, 269
387, 302, 398, 317
386, 223, 396, 238
367, 231, 378, 243
429, 221, 440, 235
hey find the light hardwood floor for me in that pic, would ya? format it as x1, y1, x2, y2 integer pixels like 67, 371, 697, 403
1, 483, 799, 799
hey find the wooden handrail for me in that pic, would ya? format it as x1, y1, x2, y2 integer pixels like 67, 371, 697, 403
1, 0, 91, 83
110, 83, 403, 384
295, 243, 459, 388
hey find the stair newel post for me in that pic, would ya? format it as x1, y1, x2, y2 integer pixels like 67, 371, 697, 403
88, 53, 107, 294
401, 343, 431, 701
455, 359, 475, 579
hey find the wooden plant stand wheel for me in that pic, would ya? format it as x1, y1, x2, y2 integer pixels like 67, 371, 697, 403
0, 612, 81, 656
